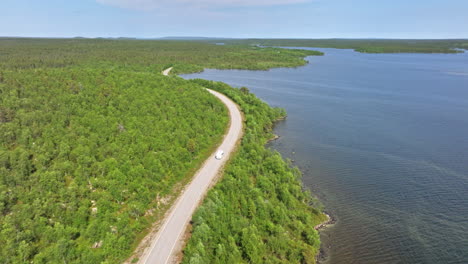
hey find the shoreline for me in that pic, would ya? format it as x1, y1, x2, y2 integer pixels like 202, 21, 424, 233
314, 212, 335, 231
178, 47, 468, 264
268, 134, 280, 142
315, 213, 336, 264
182, 67, 331, 263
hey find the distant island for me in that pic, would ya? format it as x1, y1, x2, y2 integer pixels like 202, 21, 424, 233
165, 37, 468, 54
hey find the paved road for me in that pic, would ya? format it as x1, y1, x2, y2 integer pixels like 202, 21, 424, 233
138, 68, 243, 264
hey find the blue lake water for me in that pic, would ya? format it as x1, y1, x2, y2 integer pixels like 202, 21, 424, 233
182, 48, 468, 264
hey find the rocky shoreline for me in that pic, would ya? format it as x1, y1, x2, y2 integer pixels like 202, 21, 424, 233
315, 212, 336, 263
315, 212, 335, 230
268, 134, 280, 142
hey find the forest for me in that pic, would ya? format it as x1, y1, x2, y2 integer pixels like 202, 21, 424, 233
0, 68, 229, 263
205, 38, 468, 53
0, 38, 324, 263
181, 79, 326, 264
0, 38, 321, 74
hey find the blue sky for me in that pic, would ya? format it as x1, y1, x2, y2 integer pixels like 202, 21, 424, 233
2, 0, 467, 38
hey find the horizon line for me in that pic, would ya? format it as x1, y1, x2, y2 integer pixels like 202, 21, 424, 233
1, 36, 468, 40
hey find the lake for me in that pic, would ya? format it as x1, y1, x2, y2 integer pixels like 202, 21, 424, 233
181, 48, 468, 264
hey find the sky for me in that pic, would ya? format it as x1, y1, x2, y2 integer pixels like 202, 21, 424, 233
1, 0, 467, 39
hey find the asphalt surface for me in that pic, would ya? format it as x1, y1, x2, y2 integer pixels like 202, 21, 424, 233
138, 68, 243, 264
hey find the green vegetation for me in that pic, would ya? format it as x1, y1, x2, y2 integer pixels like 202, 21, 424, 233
0, 38, 321, 74
207, 38, 468, 53
0, 67, 229, 263
182, 79, 326, 264
0, 38, 324, 263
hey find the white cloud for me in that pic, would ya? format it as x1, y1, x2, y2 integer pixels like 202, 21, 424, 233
96, 0, 309, 10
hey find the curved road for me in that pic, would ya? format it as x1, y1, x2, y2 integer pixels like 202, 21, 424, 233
138, 68, 243, 264
162, 67, 173, 76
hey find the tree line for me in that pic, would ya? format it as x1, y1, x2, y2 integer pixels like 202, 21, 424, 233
209, 38, 468, 54
0, 38, 319, 73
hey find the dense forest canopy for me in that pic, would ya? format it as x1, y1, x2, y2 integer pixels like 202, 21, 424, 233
0, 39, 325, 263
204, 38, 468, 53
0, 68, 229, 263
0, 38, 321, 74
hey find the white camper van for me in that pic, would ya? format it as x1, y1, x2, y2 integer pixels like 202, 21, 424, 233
215, 150, 224, 160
